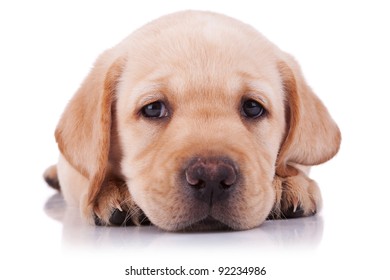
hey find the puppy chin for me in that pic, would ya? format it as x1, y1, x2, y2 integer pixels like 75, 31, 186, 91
179, 216, 232, 232
142, 209, 225, 232
153, 213, 264, 232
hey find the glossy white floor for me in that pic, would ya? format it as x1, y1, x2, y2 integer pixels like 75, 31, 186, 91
1, 1, 389, 279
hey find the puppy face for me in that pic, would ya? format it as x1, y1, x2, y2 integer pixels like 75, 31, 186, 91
54, 11, 340, 231
115, 16, 288, 230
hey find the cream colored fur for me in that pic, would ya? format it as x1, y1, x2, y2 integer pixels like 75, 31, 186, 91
44, 11, 340, 231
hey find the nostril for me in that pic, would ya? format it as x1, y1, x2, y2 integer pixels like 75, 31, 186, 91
189, 180, 206, 189
219, 164, 236, 188
185, 168, 204, 187
220, 180, 232, 189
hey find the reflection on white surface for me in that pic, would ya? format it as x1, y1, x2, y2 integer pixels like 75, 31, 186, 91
44, 193, 323, 252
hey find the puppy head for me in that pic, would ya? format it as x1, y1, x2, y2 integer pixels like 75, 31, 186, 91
56, 11, 340, 231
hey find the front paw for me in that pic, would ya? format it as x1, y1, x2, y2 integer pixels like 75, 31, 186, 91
270, 172, 322, 219
92, 179, 150, 226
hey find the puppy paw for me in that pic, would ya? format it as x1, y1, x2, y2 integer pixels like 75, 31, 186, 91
92, 179, 150, 226
270, 172, 322, 219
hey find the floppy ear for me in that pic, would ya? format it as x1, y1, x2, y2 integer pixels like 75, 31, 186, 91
55, 53, 126, 206
276, 57, 341, 177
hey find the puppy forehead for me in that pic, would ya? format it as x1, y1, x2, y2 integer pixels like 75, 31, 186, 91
119, 14, 284, 107
122, 44, 281, 104
128, 70, 276, 108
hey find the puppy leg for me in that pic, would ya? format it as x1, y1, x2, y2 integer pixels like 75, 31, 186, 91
270, 170, 322, 219
54, 155, 148, 226
92, 178, 150, 226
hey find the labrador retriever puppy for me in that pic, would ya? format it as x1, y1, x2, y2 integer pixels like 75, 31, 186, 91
44, 11, 340, 231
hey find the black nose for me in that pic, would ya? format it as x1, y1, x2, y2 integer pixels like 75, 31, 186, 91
185, 157, 237, 205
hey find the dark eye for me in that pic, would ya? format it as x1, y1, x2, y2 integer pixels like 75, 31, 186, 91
141, 101, 168, 118
242, 99, 265, 118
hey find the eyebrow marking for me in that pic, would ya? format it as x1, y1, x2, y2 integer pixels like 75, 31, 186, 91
244, 81, 273, 105
132, 83, 165, 98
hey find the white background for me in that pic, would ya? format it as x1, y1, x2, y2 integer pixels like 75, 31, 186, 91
1, 0, 389, 279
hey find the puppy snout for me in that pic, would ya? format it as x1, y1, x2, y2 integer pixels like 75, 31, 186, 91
185, 157, 237, 204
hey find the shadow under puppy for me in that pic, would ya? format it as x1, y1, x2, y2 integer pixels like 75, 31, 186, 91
44, 11, 341, 231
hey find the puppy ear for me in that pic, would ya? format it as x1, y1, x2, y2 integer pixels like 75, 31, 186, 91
55, 54, 125, 206
276, 57, 341, 177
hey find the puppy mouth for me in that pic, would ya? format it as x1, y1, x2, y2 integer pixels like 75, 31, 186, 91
178, 216, 233, 232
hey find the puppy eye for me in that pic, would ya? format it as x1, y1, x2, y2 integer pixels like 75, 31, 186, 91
141, 101, 169, 118
242, 99, 265, 118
